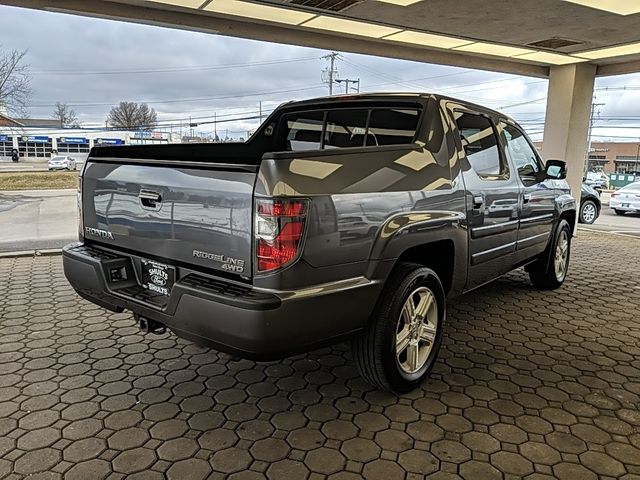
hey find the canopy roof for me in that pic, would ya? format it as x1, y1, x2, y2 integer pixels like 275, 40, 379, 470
7, 0, 640, 77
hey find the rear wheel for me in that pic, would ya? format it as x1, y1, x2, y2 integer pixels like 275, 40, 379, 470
351, 262, 445, 393
579, 200, 598, 224
615, 209, 626, 216
528, 219, 571, 290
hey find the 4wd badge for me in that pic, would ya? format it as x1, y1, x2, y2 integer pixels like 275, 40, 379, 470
192, 250, 245, 273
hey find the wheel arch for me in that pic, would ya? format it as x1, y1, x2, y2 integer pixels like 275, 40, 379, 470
369, 234, 466, 298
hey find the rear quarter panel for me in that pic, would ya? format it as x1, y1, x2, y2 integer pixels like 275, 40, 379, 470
254, 96, 468, 294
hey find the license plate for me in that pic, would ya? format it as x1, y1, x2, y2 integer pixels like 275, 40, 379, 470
141, 259, 175, 296
622, 203, 630, 208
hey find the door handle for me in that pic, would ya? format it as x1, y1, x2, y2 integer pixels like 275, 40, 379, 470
523, 193, 532, 203
139, 190, 162, 209
472, 194, 484, 210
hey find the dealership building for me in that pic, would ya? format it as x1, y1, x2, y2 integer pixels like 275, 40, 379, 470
536, 141, 640, 174
0, 113, 179, 161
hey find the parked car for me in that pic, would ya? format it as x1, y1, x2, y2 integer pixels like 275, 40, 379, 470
579, 183, 601, 224
585, 171, 608, 192
63, 93, 576, 392
48, 155, 77, 171
610, 181, 640, 215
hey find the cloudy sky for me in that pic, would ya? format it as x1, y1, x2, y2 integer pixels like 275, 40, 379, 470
1, 4, 640, 141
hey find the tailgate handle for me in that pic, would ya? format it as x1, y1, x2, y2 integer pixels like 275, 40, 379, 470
139, 190, 162, 208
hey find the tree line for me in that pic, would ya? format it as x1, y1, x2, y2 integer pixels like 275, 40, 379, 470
1, 46, 158, 130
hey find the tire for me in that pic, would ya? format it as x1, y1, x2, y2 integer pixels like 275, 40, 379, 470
528, 219, 571, 290
351, 262, 445, 393
579, 200, 598, 224
615, 209, 626, 216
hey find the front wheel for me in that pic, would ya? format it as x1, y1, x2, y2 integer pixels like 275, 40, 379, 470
579, 200, 598, 224
351, 263, 445, 393
615, 209, 626, 216
528, 219, 571, 290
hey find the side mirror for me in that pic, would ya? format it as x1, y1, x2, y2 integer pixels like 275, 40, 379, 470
545, 159, 567, 180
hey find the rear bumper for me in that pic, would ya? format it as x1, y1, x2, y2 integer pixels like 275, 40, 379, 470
610, 199, 640, 212
62, 243, 380, 360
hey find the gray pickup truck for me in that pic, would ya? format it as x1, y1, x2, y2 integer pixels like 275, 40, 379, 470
63, 94, 576, 392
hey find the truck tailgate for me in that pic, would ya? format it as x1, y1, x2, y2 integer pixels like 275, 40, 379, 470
82, 161, 255, 278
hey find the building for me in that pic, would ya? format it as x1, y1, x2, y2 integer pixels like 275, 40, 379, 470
534, 141, 640, 174
0, 117, 180, 161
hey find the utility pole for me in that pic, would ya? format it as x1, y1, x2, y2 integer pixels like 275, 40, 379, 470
259, 101, 263, 123
321, 52, 341, 95
214, 112, 217, 142
335, 78, 360, 94
586, 101, 605, 174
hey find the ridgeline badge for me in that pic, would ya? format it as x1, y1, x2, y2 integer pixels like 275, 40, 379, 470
193, 250, 245, 273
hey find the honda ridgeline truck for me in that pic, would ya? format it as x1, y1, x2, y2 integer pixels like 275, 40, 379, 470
63, 94, 576, 392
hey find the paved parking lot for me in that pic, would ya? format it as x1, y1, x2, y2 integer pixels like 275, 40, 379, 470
0, 230, 639, 480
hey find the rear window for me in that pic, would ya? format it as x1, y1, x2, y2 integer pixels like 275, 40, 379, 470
621, 182, 640, 192
284, 111, 324, 151
324, 109, 369, 149
368, 109, 421, 146
278, 106, 421, 152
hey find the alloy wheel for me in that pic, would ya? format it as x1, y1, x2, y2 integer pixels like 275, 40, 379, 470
395, 286, 439, 374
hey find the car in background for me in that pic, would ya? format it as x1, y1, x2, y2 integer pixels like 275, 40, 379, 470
585, 171, 608, 192
48, 155, 77, 171
610, 181, 640, 216
579, 183, 601, 224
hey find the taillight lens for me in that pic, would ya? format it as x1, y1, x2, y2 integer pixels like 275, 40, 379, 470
255, 198, 309, 273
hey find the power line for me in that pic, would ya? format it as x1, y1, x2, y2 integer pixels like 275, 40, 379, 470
30, 83, 328, 108
31, 56, 318, 76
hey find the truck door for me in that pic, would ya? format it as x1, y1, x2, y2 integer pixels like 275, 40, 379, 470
499, 122, 557, 261
451, 109, 521, 289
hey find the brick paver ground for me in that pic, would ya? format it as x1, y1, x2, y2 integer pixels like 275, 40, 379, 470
1, 230, 639, 480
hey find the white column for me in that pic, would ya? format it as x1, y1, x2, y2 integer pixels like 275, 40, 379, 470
542, 63, 597, 215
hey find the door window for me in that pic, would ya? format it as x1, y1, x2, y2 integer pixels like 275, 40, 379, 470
501, 124, 543, 179
455, 112, 508, 180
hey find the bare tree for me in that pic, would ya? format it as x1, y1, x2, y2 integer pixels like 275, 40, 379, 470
52, 102, 80, 128
0, 47, 32, 117
107, 101, 157, 130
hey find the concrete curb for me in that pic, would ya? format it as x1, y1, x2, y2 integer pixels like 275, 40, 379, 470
0, 248, 63, 258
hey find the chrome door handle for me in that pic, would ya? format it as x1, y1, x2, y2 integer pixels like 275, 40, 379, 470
472, 195, 484, 209
523, 193, 532, 203
139, 190, 162, 208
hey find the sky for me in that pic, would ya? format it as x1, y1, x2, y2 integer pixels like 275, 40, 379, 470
1, 4, 640, 141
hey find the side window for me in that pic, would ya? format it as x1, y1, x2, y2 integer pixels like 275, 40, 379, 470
368, 108, 420, 146
502, 124, 543, 178
324, 109, 368, 149
281, 111, 324, 151
455, 112, 508, 180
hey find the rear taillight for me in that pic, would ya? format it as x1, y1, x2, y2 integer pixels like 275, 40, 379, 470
611, 192, 618, 198
255, 198, 309, 273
